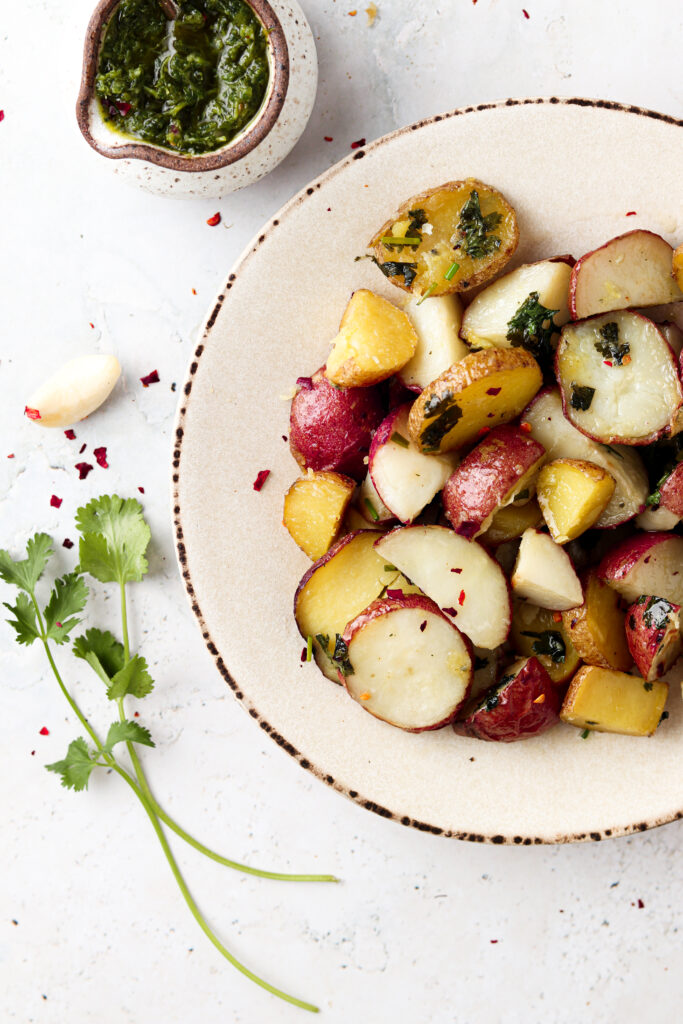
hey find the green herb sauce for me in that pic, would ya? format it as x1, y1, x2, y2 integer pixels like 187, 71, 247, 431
95, 0, 270, 155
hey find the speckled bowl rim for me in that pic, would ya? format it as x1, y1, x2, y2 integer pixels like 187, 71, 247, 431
76, 0, 290, 171
173, 96, 683, 845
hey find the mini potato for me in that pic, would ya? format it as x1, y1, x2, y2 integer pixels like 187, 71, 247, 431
560, 665, 668, 737
369, 178, 519, 299
536, 458, 615, 544
479, 499, 544, 547
408, 348, 542, 454
400, 293, 468, 392
283, 471, 356, 561
561, 571, 632, 672
326, 289, 418, 387
454, 656, 561, 743
626, 596, 682, 683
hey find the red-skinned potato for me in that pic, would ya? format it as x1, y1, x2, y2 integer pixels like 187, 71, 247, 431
556, 311, 682, 445
625, 596, 682, 682
368, 404, 457, 524
454, 656, 560, 742
658, 462, 683, 517
569, 230, 683, 320
289, 368, 384, 479
340, 594, 472, 731
597, 532, 683, 605
442, 425, 545, 539
400, 293, 468, 392
522, 387, 648, 527
635, 505, 680, 532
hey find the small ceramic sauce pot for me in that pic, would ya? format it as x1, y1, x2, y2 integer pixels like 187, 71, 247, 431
76, 0, 317, 198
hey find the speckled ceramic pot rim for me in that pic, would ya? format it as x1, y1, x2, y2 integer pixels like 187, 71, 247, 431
76, 0, 290, 171
173, 97, 683, 845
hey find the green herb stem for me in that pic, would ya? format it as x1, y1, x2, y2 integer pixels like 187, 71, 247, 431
110, 762, 320, 1014
417, 283, 437, 306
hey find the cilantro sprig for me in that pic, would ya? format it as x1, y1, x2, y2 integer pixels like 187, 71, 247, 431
1, 495, 336, 1014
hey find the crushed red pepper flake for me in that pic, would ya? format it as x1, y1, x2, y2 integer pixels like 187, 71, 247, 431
622, 354, 632, 365
533, 693, 546, 704
477, 426, 491, 437
350, 138, 366, 149
93, 446, 109, 468
604, 360, 612, 367
359, 691, 371, 701
490, 939, 498, 944
134, 711, 140, 718
442, 606, 457, 616
75, 462, 93, 480
324, 136, 333, 141
458, 589, 466, 606
0, 111, 4, 122
451, 567, 462, 573
520, 421, 532, 433
419, 620, 427, 632
191, 287, 197, 295
348, 9, 357, 14
296, 376, 313, 390
7, 453, 14, 459
552, 611, 562, 622
79, 443, 87, 454
625, 211, 637, 216
138, 486, 145, 494
24, 406, 41, 420
206, 212, 221, 227
89, 322, 95, 329
64, 429, 76, 440
39, 726, 50, 736
486, 387, 501, 396
637, 898, 644, 908
522, 8, 530, 17
63, 538, 74, 549
140, 369, 160, 387
300, 645, 307, 662
50, 494, 62, 508
253, 469, 270, 491
282, 434, 288, 442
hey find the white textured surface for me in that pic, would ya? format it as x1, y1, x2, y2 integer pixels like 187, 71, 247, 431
0, 2, 681, 1022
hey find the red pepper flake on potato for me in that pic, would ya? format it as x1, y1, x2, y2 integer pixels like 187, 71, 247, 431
24, 406, 41, 420
206, 212, 221, 227
50, 495, 62, 508
39, 726, 49, 736
140, 370, 160, 387
419, 620, 427, 632
64, 429, 76, 440
93, 446, 108, 468
359, 691, 371, 700
520, 421, 532, 433
451, 567, 462, 574
350, 138, 366, 149
75, 462, 93, 480
486, 387, 502, 396
442, 606, 457, 616
458, 589, 466, 606
63, 538, 74, 549
324, 136, 333, 142
253, 469, 270, 491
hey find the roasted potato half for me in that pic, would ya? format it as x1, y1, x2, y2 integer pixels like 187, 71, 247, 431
369, 178, 519, 298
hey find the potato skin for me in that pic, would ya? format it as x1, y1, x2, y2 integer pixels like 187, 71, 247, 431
659, 462, 683, 517
408, 348, 542, 454
454, 656, 560, 742
289, 367, 384, 479
369, 178, 519, 297
625, 596, 682, 682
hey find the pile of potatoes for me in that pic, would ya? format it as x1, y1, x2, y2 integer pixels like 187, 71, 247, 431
283, 177, 683, 741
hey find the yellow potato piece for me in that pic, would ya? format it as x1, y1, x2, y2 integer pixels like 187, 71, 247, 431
560, 665, 668, 736
283, 472, 355, 561
480, 499, 543, 546
674, 243, 683, 292
294, 531, 399, 681
561, 571, 632, 672
369, 178, 519, 297
325, 289, 418, 387
537, 458, 615, 543
407, 348, 542, 454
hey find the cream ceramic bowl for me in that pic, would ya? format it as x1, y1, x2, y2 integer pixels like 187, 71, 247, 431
76, 0, 317, 198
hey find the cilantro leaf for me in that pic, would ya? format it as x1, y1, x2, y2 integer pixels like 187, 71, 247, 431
0, 533, 53, 593
46, 737, 98, 792
3, 593, 40, 645
73, 628, 126, 685
76, 495, 151, 585
106, 654, 154, 700
43, 573, 88, 644
104, 719, 155, 753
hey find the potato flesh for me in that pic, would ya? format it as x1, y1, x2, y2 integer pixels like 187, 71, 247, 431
345, 606, 471, 730
376, 525, 511, 649
512, 529, 583, 610
370, 179, 518, 297
560, 666, 668, 736
408, 348, 542, 454
537, 459, 615, 544
358, 471, 394, 524
674, 244, 683, 292
557, 312, 682, 443
480, 499, 543, 546
510, 600, 581, 684
635, 505, 680, 532
523, 388, 648, 527
460, 259, 572, 348
572, 231, 683, 319
295, 532, 400, 679
561, 573, 631, 671
401, 293, 468, 390
326, 290, 418, 387
283, 472, 355, 561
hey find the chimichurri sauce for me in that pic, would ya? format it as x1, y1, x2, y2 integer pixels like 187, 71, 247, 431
95, 0, 270, 155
